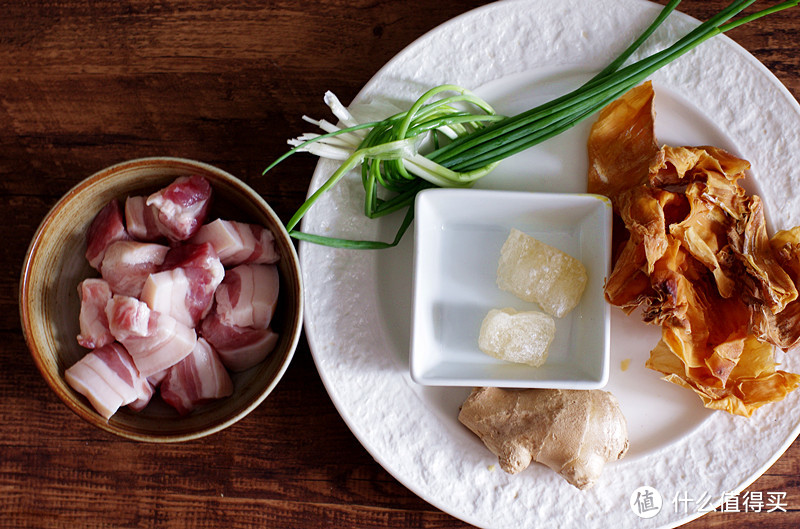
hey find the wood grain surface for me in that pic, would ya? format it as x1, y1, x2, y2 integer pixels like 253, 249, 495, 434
2, 1, 800, 528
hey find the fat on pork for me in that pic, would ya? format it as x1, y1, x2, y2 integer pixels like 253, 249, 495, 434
146, 175, 212, 241
214, 264, 279, 330
65, 342, 153, 419
160, 338, 234, 415
191, 219, 279, 266
140, 242, 225, 327
76, 278, 114, 349
124, 195, 162, 242
106, 295, 196, 378
200, 312, 279, 372
100, 241, 170, 298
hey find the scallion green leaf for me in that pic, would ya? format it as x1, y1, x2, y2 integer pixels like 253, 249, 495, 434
265, 0, 798, 249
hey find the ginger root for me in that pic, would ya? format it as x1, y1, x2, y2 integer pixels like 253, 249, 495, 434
458, 387, 628, 490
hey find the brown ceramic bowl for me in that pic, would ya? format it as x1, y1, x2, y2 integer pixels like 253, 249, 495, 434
19, 157, 303, 442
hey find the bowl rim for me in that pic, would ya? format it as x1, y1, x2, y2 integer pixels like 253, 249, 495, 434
19, 156, 304, 442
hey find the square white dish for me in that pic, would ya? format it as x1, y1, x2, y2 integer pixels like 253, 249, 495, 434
410, 188, 612, 389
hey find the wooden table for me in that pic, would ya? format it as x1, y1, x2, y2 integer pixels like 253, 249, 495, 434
3, 1, 799, 527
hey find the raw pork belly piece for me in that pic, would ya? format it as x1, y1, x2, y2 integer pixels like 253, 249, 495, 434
76, 278, 114, 349
128, 379, 155, 412
146, 175, 212, 241
214, 264, 279, 329
107, 295, 197, 378
89, 342, 154, 411
124, 195, 162, 242
141, 242, 225, 327
160, 241, 223, 273
160, 338, 234, 415
65, 342, 153, 419
85, 200, 131, 270
140, 269, 194, 328
200, 312, 279, 372
66, 360, 123, 419
99, 240, 169, 297
191, 219, 279, 267
147, 370, 168, 387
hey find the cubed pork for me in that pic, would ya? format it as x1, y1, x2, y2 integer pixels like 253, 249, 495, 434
190, 219, 279, 266
214, 264, 279, 330
76, 278, 114, 349
65, 360, 124, 419
141, 242, 225, 328
106, 295, 196, 378
127, 380, 155, 412
64, 342, 153, 419
147, 370, 168, 387
200, 312, 279, 372
85, 200, 130, 270
160, 241, 223, 273
140, 269, 193, 328
160, 338, 234, 415
146, 175, 212, 241
99, 240, 169, 297
124, 195, 162, 242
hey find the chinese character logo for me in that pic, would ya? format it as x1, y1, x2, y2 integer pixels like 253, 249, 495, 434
630, 486, 663, 519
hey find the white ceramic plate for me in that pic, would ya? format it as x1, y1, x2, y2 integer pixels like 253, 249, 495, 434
410, 188, 612, 389
299, 1, 800, 527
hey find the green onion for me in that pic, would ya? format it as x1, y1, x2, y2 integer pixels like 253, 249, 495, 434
265, 0, 798, 249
